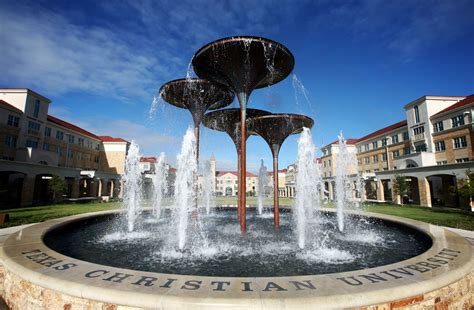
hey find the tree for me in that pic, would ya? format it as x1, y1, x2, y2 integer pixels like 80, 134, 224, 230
456, 169, 474, 211
392, 174, 410, 206
48, 176, 67, 201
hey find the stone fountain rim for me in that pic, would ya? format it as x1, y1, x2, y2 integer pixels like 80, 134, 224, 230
0, 207, 472, 309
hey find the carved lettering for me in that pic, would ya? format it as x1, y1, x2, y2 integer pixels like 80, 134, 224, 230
211, 281, 231, 291
85, 270, 109, 278
132, 276, 158, 287
103, 272, 133, 283
263, 282, 287, 292
160, 278, 177, 288
359, 273, 387, 284
405, 264, 430, 273
181, 280, 202, 290
289, 280, 316, 290
336, 276, 363, 286
53, 263, 77, 271
241, 282, 253, 292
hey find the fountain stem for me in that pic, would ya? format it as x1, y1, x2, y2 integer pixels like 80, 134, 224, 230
271, 144, 281, 228
237, 92, 248, 233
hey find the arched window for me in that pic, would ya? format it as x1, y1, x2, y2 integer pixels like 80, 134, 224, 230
414, 105, 420, 124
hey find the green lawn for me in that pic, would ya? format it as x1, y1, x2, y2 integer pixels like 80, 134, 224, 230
0, 199, 473, 231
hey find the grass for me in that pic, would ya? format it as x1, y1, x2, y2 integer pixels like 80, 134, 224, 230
0, 198, 473, 231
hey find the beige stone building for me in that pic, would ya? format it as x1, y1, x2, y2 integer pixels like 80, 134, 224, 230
321, 94, 474, 210
0, 88, 129, 207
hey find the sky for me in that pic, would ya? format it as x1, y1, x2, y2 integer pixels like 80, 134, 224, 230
1, 0, 473, 172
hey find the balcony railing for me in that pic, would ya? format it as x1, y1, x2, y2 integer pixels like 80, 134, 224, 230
413, 133, 425, 142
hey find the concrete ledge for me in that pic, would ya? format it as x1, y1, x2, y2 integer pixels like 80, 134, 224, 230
0, 209, 472, 309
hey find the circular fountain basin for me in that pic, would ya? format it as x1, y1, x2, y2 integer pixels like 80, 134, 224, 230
0, 208, 472, 309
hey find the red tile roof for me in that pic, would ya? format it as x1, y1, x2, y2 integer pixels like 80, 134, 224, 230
98, 136, 129, 143
217, 171, 257, 177
140, 156, 157, 163
47, 115, 100, 140
431, 94, 474, 118
327, 138, 359, 145
357, 120, 407, 143
0, 99, 22, 114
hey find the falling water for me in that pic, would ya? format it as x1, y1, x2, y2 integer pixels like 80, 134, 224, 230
201, 160, 215, 214
152, 152, 167, 219
294, 128, 322, 249
174, 128, 197, 249
334, 131, 360, 232
123, 141, 143, 232
257, 160, 269, 215
292, 74, 311, 107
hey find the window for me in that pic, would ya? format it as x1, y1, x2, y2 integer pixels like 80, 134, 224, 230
414, 105, 420, 123
415, 144, 427, 153
392, 150, 400, 158
57, 147, 63, 156
382, 153, 387, 161
328, 160, 331, 166
26, 139, 38, 148
68, 134, 75, 144
451, 115, 465, 128
391, 134, 399, 144
381, 138, 387, 147
453, 136, 467, 149
4, 135, 17, 147
33, 99, 40, 118
404, 147, 411, 155
437, 160, 448, 165
413, 126, 424, 135
94, 156, 99, 163
383, 168, 388, 171
56, 131, 64, 140
365, 170, 371, 173
67, 149, 74, 158
78, 138, 84, 146
364, 157, 370, 164
433, 121, 444, 132
456, 158, 469, 163
435, 141, 446, 152
357, 146, 362, 153
403, 131, 409, 141
374, 169, 379, 172
43, 143, 49, 151
357, 159, 362, 165
364, 144, 369, 151
323, 161, 326, 167
372, 141, 378, 149
7, 115, 19, 127
87, 141, 93, 148
373, 155, 378, 162
95, 144, 100, 151
45, 127, 51, 137
28, 121, 40, 134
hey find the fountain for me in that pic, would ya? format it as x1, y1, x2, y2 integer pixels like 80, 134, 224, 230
122, 141, 143, 232
202, 108, 270, 220
201, 159, 215, 214
249, 114, 314, 227
159, 78, 234, 161
257, 160, 269, 215
0, 36, 472, 310
151, 152, 167, 219
192, 36, 294, 232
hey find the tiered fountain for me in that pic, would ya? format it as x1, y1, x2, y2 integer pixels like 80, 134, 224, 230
0, 36, 471, 310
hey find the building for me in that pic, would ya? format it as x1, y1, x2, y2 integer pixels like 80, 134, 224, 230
0, 88, 129, 207
321, 94, 474, 209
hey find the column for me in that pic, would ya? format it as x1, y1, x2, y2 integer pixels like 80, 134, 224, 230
328, 182, 334, 200
376, 180, 385, 202
391, 183, 401, 205
71, 178, 80, 198
97, 179, 103, 197
418, 177, 432, 207
109, 180, 115, 198
119, 179, 124, 198
20, 174, 35, 206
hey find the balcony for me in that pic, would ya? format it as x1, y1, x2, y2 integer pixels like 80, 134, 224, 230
413, 132, 425, 142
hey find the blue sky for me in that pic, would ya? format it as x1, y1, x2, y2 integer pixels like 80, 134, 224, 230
1, 0, 473, 171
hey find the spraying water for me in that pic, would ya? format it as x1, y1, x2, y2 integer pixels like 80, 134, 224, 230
294, 128, 322, 249
152, 152, 168, 219
123, 141, 143, 232
201, 160, 215, 214
174, 127, 197, 249
257, 160, 269, 215
334, 131, 360, 232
